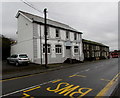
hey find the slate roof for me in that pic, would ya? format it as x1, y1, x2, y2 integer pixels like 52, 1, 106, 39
16, 10, 82, 34
82, 39, 109, 47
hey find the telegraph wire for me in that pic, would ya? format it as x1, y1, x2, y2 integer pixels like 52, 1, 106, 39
20, 0, 62, 16
20, 0, 64, 19
20, 0, 43, 14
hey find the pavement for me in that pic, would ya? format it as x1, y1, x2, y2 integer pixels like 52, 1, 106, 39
2, 60, 84, 80
111, 83, 120, 97
1, 58, 120, 97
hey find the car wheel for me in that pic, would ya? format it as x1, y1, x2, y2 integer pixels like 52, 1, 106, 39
15, 62, 19, 66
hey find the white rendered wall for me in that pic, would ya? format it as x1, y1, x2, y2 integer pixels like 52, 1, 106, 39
11, 39, 34, 62
11, 14, 34, 61
35, 24, 84, 63
17, 15, 33, 43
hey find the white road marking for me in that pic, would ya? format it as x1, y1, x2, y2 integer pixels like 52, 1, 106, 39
1, 79, 60, 97
73, 68, 91, 75
74, 72, 79, 75
85, 69, 90, 71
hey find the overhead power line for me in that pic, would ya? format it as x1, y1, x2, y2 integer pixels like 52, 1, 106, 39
20, 0, 63, 19
20, 0, 43, 14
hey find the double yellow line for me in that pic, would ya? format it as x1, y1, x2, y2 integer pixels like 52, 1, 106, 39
95, 72, 120, 97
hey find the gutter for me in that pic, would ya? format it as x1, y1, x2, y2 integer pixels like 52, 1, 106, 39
33, 20, 83, 34
111, 82, 120, 96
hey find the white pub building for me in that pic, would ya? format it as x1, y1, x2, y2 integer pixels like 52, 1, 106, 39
11, 10, 84, 64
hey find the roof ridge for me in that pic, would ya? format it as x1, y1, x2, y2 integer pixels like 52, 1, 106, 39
18, 10, 80, 33
18, 10, 44, 18
82, 39, 108, 47
19, 10, 71, 27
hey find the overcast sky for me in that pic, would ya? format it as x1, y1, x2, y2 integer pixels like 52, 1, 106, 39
1, 1, 118, 51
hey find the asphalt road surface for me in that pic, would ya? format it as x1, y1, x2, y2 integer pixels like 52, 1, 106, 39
2, 58, 119, 97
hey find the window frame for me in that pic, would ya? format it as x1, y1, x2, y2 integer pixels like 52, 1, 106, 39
87, 51, 90, 58
66, 31, 70, 39
56, 28, 60, 38
87, 44, 89, 50
55, 44, 62, 54
84, 44, 86, 50
74, 33, 77, 40
92, 51, 94, 57
74, 46, 79, 54
43, 44, 51, 54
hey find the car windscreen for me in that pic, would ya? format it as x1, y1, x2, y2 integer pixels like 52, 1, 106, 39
11, 55, 18, 58
19, 54, 28, 58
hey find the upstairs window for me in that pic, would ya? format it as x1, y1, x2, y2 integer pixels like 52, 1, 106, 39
66, 31, 70, 39
84, 44, 86, 50
74, 46, 79, 54
55, 45, 62, 54
92, 46, 94, 50
56, 29, 60, 38
74, 33, 77, 40
87, 44, 89, 50
43, 44, 51, 53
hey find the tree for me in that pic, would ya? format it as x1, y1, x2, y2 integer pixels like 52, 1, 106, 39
0, 35, 16, 60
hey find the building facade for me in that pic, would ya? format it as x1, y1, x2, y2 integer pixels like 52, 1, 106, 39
82, 39, 109, 61
11, 10, 84, 64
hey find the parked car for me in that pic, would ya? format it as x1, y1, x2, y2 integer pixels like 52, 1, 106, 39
7, 54, 30, 66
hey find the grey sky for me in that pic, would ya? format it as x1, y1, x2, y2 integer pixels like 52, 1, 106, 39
1, 1, 118, 51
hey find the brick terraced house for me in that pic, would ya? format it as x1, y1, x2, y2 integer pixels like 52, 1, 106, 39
82, 39, 109, 61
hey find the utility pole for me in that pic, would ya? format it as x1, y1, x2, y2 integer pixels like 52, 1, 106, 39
44, 8, 49, 68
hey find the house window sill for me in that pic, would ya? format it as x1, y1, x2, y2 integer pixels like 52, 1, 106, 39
74, 53, 79, 55
43, 53, 51, 55
56, 37, 61, 39
56, 53, 62, 55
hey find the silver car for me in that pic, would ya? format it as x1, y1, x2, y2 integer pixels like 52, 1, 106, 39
7, 54, 30, 66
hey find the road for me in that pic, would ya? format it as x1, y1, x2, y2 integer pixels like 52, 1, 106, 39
2, 58, 119, 97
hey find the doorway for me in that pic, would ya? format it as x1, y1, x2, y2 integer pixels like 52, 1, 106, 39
66, 46, 71, 58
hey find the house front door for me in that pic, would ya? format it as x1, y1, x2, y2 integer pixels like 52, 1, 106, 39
66, 46, 71, 58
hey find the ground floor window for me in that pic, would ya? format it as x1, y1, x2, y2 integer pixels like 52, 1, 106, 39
98, 52, 100, 57
95, 52, 98, 57
55, 45, 62, 54
43, 44, 51, 53
74, 46, 79, 54
102, 52, 106, 56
